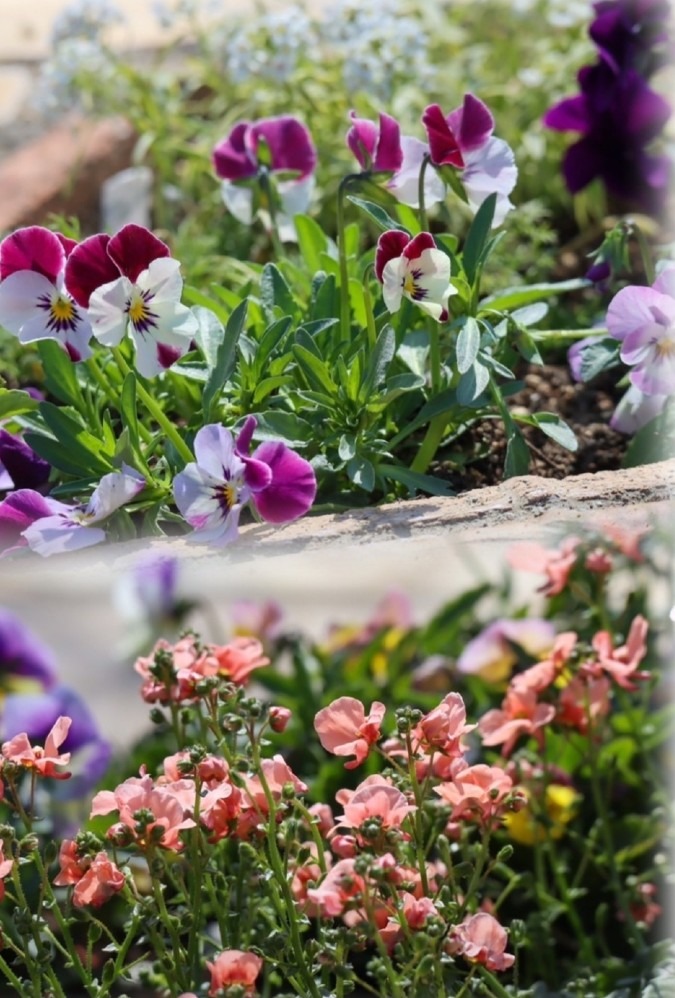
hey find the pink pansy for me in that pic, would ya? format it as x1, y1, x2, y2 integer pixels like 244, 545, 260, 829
207, 949, 263, 997
434, 763, 516, 825
587, 615, 650, 690
447, 912, 515, 971
422, 94, 517, 226
15, 465, 145, 558
173, 417, 316, 548
65, 223, 198, 378
508, 537, 580, 596
479, 687, 556, 756
211, 637, 270, 684
2, 715, 72, 779
346, 110, 403, 173
375, 230, 456, 322
0, 226, 92, 361
314, 696, 386, 769
0, 488, 74, 557
606, 263, 675, 395
457, 618, 556, 684
213, 116, 317, 240
90, 772, 196, 851
414, 692, 476, 756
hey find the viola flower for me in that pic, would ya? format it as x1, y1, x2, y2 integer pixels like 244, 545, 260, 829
207, 949, 263, 997
212, 116, 317, 240
0, 430, 50, 492
422, 94, 517, 225
610, 383, 668, 434
65, 223, 198, 378
314, 696, 386, 769
375, 230, 456, 322
606, 263, 675, 395
173, 417, 316, 547
457, 618, 556, 684
8, 465, 145, 558
0, 608, 57, 689
447, 912, 515, 971
386, 135, 446, 209
2, 715, 72, 779
0, 225, 93, 361
346, 110, 403, 173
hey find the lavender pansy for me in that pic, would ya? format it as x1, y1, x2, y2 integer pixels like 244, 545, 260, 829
0, 489, 71, 557
13, 466, 146, 558
0, 226, 93, 361
610, 383, 668, 434
0, 608, 57, 689
606, 263, 675, 395
173, 417, 316, 546
212, 116, 317, 239
0, 430, 51, 492
457, 618, 556, 684
65, 223, 198, 378
386, 136, 446, 210
375, 230, 456, 322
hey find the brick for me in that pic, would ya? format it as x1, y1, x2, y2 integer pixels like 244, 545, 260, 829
0, 113, 136, 234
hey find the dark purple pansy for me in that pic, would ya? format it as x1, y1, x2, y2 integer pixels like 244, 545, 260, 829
346, 111, 403, 173
0, 608, 57, 687
213, 116, 317, 182
0, 430, 51, 491
65, 224, 171, 309
590, 0, 671, 73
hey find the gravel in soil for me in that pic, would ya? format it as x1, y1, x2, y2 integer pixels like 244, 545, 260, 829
435, 364, 627, 493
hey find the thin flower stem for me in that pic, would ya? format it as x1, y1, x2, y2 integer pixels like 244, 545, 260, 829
0, 951, 27, 996
417, 155, 431, 232
529, 327, 609, 342
336, 175, 360, 344
478, 965, 514, 996
429, 322, 442, 395
150, 869, 189, 995
544, 839, 596, 966
410, 412, 447, 474
258, 169, 285, 261
457, 825, 492, 919
362, 882, 406, 998
111, 346, 194, 465
629, 222, 655, 284
404, 730, 430, 896
362, 264, 378, 350
455, 965, 478, 998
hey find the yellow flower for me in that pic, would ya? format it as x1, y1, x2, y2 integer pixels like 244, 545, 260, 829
504, 784, 580, 846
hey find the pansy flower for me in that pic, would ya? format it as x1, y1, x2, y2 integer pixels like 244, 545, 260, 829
173, 416, 316, 546
422, 94, 517, 226
65, 223, 198, 378
0, 226, 92, 361
346, 110, 403, 173
375, 230, 456, 321
212, 116, 317, 240
0, 465, 145, 557
0, 430, 51, 492
606, 262, 675, 395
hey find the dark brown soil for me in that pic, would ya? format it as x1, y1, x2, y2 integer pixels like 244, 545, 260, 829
436, 364, 627, 493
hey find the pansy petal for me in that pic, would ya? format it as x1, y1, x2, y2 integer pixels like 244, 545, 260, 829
653, 263, 675, 298
234, 415, 257, 455
23, 516, 107, 557
277, 176, 315, 222
387, 136, 446, 209
0, 431, 47, 490
0, 608, 57, 685
135, 257, 183, 300
88, 278, 131, 346
422, 104, 465, 168
251, 116, 317, 179
193, 424, 243, 482
0, 270, 55, 334
382, 257, 406, 313
447, 93, 494, 152
402, 232, 437, 261
250, 441, 316, 523
543, 94, 591, 133
0, 226, 66, 283
221, 182, 254, 225
373, 112, 404, 172
85, 467, 145, 523
375, 230, 411, 282
346, 111, 379, 169
213, 122, 257, 181
611, 384, 667, 433
130, 306, 196, 378
607, 286, 673, 342
173, 463, 226, 530
461, 137, 517, 226
107, 224, 171, 283
65, 233, 117, 308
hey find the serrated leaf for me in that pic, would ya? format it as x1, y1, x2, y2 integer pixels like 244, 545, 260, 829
346, 195, 409, 234
456, 316, 481, 374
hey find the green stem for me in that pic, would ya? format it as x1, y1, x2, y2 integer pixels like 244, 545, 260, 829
111, 347, 193, 465
629, 222, 655, 284
336, 175, 359, 344
429, 322, 442, 395
478, 965, 514, 997
529, 327, 609, 342
404, 730, 430, 896
258, 168, 285, 260
362, 265, 378, 350
457, 826, 492, 919
0, 951, 27, 996
410, 412, 447, 474
417, 154, 431, 232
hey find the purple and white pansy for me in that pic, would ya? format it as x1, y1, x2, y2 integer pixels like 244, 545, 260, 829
0, 465, 145, 558
212, 116, 317, 240
375, 231, 456, 322
65, 223, 198, 378
173, 417, 317, 547
0, 226, 93, 361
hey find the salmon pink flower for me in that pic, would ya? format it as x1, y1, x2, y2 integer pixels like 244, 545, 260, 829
2, 715, 72, 779
211, 636, 269, 684
479, 686, 556, 756
434, 763, 517, 825
314, 696, 386, 769
375, 230, 456, 322
447, 912, 515, 971
557, 674, 611, 732
414, 692, 476, 756
207, 949, 263, 997
0, 843, 14, 901
587, 614, 650, 689
508, 537, 580, 595
346, 110, 403, 173
268, 705, 291, 732
422, 94, 517, 225
65, 223, 198, 377
336, 777, 416, 839
56, 846, 126, 908
306, 857, 366, 917
173, 417, 316, 547
0, 225, 92, 361
90, 772, 196, 851
213, 115, 317, 240
606, 263, 675, 395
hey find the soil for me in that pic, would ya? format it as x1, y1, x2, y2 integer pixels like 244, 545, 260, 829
436, 363, 626, 493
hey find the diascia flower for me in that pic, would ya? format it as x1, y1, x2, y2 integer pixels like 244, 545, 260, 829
65, 223, 198, 377
422, 93, 517, 226
212, 115, 317, 239
206, 949, 263, 997
173, 417, 316, 546
375, 230, 456, 322
606, 263, 675, 395
0, 226, 92, 361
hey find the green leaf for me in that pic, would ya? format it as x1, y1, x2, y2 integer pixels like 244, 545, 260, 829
511, 302, 549, 327
298, 318, 339, 339
253, 316, 293, 378
579, 336, 621, 381
193, 306, 225, 370
456, 360, 490, 404
481, 277, 591, 311
515, 329, 543, 365
252, 376, 294, 405
398, 330, 429, 377
310, 272, 338, 322
527, 412, 578, 451
37, 402, 114, 474
252, 411, 314, 447
202, 298, 248, 420
504, 427, 530, 478
395, 202, 422, 235
360, 324, 396, 401
294, 214, 328, 273
338, 434, 357, 461
346, 195, 410, 234
183, 285, 230, 324
292, 344, 338, 396
37, 340, 85, 409
461, 192, 497, 284
347, 455, 375, 491
120, 372, 140, 451
379, 463, 454, 496
260, 263, 296, 320
455, 316, 481, 374
0, 388, 39, 419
